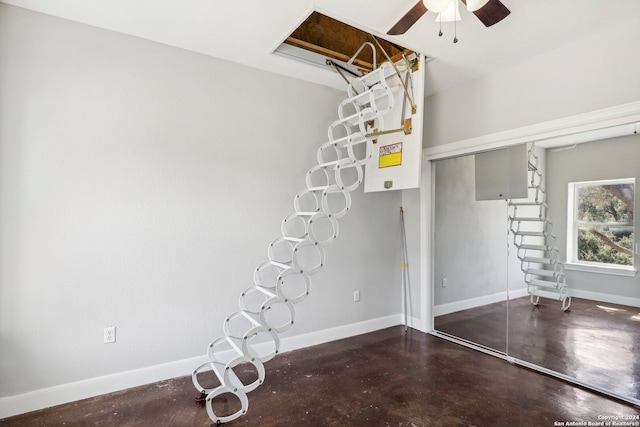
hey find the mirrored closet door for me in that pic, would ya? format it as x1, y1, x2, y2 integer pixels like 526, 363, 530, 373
432, 152, 512, 355
506, 134, 640, 404
431, 127, 640, 406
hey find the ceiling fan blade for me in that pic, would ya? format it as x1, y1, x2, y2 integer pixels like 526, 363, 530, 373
471, 0, 510, 27
387, 1, 428, 35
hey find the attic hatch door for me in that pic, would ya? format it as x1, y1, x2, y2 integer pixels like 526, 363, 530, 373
275, 11, 412, 76
275, 12, 424, 193
362, 51, 425, 193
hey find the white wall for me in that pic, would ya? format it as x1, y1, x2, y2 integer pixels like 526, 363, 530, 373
423, 18, 640, 147
0, 3, 402, 410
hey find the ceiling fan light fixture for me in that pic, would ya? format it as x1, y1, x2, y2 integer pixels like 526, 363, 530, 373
422, 0, 452, 14
466, 0, 490, 12
435, 1, 461, 22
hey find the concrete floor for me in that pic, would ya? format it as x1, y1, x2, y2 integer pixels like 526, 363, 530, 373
436, 296, 640, 401
1, 325, 638, 426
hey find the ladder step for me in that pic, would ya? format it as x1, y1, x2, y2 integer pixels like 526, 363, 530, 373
522, 256, 559, 265
314, 160, 342, 169
315, 160, 358, 170
311, 185, 346, 194
342, 85, 391, 108
240, 311, 261, 327
529, 279, 559, 289
254, 285, 277, 298
525, 268, 556, 278
205, 360, 227, 385
332, 109, 378, 128
281, 236, 305, 244
530, 288, 565, 301
325, 133, 367, 147
322, 134, 350, 147
354, 61, 396, 87
225, 335, 245, 355
517, 244, 548, 251
303, 185, 333, 193
269, 260, 293, 270
301, 185, 348, 195
508, 201, 540, 206
207, 336, 244, 366
514, 231, 545, 237
511, 216, 544, 222
342, 89, 373, 107
292, 211, 318, 216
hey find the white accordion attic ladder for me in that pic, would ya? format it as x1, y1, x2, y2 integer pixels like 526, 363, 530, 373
508, 145, 571, 311
192, 54, 419, 424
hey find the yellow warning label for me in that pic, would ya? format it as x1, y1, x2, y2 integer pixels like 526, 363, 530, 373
379, 142, 403, 168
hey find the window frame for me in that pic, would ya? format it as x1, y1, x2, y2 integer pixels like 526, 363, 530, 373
566, 177, 636, 276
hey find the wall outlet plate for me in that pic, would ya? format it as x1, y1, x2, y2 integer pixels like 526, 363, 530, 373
104, 326, 116, 344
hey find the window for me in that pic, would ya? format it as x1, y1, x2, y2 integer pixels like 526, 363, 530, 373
567, 178, 635, 269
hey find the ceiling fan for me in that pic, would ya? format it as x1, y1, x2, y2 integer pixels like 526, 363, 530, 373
387, 0, 511, 36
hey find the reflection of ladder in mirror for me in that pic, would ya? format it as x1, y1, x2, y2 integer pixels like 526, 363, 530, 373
508, 144, 571, 311
191, 50, 420, 424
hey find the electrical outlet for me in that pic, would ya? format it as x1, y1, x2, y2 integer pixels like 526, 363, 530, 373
104, 326, 116, 344
442, 277, 448, 288
353, 290, 360, 302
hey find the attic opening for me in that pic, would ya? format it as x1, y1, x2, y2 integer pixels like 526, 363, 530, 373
274, 11, 415, 77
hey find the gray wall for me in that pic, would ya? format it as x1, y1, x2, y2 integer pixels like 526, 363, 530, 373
400, 188, 422, 324
0, 4, 401, 398
546, 134, 640, 300
434, 155, 508, 306
433, 147, 539, 310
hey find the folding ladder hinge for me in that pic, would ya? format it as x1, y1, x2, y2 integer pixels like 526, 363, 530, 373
366, 118, 412, 143
409, 55, 420, 73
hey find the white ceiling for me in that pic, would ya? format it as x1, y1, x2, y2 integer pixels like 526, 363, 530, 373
2, 0, 640, 96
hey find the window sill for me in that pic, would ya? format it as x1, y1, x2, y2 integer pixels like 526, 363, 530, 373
565, 262, 637, 277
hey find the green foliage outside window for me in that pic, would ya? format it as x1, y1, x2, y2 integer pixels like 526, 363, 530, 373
576, 183, 634, 266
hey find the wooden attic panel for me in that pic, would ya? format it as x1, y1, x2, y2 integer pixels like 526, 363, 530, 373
284, 12, 408, 70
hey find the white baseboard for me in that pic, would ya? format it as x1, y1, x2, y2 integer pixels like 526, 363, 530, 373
569, 289, 640, 308
432, 287, 640, 316
0, 355, 209, 420
434, 288, 529, 317
510, 288, 530, 300
0, 314, 403, 420
279, 314, 403, 353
